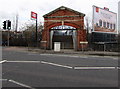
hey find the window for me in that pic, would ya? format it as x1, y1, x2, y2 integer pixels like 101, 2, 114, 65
113, 24, 115, 30
96, 23, 98, 27
99, 19, 102, 26
107, 22, 109, 28
110, 24, 112, 29
103, 21, 106, 28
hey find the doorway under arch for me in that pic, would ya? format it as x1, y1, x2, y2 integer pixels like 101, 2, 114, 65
50, 25, 77, 50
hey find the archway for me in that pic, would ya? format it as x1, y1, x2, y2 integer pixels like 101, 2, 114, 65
49, 25, 77, 50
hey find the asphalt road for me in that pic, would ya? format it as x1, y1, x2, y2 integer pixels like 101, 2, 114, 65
1, 47, 119, 89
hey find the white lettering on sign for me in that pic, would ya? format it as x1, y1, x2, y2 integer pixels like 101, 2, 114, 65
51, 25, 76, 29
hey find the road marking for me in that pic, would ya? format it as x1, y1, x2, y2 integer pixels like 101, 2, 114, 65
0, 60, 7, 63
6, 61, 40, 63
41, 61, 73, 69
74, 67, 116, 70
0, 79, 8, 81
117, 67, 120, 69
9, 79, 35, 89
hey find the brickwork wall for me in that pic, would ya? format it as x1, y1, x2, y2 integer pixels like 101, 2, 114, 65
41, 8, 87, 50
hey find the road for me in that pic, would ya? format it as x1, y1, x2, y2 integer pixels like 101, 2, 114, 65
1, 47, 119, 89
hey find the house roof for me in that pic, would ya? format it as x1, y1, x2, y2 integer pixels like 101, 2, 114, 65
43, 6, 85, 18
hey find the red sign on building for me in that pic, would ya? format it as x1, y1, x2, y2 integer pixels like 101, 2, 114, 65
96, 7, 99, 13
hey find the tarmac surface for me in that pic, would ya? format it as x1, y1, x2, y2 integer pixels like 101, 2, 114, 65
3, 46, 119, 57
1, 46, 119, 88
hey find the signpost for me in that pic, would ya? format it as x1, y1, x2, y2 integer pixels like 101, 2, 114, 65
31, 11, 38, 46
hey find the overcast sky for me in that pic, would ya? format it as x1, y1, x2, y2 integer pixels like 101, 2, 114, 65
0, 0, 119, 31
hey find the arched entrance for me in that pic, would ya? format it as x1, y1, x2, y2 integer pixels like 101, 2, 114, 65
41, 6, 87, 50
50, 25, 77, 50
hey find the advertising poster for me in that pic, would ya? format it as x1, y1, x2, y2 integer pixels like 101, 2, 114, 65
93, 6, 117, 33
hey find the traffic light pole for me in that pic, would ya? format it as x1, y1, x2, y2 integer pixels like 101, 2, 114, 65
7, 30, 10, 46
3, 20, 11, 46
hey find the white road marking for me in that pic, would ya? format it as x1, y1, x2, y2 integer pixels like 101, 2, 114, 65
0, 60, 7, 63
9, 79, 35, 89
117, 67, 120, 69
6, 61, 40, 63
0, 79, 8, 81
74, 67, 116, 70
41, 61, 73, 69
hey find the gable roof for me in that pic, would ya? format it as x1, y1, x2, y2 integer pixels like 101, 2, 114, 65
43, 6, 85, 18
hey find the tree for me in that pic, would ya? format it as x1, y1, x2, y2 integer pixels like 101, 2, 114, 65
84, 16, 92, 50
22, 23, 43, 47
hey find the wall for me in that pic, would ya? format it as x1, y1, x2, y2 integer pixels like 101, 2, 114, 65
41, 7, 87, 50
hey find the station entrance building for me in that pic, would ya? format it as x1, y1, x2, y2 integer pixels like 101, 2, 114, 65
41, 6, 87, 50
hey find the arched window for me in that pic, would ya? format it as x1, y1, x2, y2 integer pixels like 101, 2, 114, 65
103, 21, 106, 28
113, 24, 115, 30
107, 22, 109, 28
99, 19, 102, 27
110, 24, 112, 29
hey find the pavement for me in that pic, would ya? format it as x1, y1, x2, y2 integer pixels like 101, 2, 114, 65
2, 46, 119, 57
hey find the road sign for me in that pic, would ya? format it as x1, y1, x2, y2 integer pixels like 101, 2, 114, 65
31, 11, 37, 20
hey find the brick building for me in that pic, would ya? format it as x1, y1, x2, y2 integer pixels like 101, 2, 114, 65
41, 6, 87, 50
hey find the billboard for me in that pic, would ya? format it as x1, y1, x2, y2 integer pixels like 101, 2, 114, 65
93, 6, 117, 34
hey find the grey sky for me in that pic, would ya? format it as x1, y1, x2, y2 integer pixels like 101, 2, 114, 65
0, 0, 119, 31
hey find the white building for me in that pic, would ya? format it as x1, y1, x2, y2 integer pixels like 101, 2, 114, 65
118, 1, 120, 33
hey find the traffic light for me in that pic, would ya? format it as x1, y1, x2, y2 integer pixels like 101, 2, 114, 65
3, 21, 6, 29
7, 20, 11, 30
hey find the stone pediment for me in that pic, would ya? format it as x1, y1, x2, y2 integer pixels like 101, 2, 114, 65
43, 6, 85, 18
